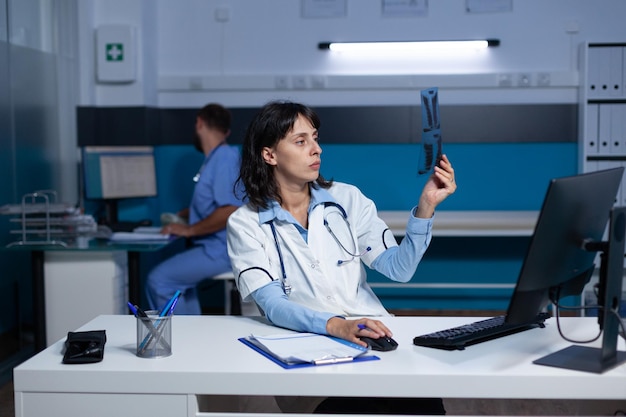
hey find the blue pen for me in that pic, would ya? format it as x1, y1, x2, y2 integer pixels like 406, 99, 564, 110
159, 290, 182, 317
166, 296, 180, 316
127, 302, 138, 316
357, 323, 367, 331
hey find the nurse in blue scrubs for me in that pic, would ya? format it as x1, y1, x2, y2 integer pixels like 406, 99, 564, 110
146, 103, 244, 315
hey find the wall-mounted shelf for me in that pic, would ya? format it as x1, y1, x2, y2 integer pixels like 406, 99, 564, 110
158, 71, 579, 92
379, 210, 537, 237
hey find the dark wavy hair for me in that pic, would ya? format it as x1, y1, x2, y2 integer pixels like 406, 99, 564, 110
237, 101, 332, 210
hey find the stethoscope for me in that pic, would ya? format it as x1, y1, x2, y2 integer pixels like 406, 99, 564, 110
193, 142, 225, 183
268, 202, 371, 295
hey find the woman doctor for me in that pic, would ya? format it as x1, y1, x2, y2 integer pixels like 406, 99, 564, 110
227, 100, 456, 345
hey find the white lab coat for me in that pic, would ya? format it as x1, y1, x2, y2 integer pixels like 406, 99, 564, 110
227, 182, 401, 317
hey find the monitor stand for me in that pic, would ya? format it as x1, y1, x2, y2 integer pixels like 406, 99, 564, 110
101, 200, 151, 232
534, 345, 626, 374
533, 207, 626, 374
102, 199, 119, 226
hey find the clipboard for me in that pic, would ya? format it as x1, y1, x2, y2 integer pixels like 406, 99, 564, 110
239, 335, 380, 369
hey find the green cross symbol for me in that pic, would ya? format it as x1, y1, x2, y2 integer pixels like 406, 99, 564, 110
106, 43, 124, 61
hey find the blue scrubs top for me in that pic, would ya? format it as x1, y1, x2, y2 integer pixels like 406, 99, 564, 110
190, 144, 243, 256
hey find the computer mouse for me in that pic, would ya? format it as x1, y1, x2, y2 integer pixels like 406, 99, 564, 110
359, 336, 398, 352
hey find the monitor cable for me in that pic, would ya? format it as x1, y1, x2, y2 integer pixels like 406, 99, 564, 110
609, 307, 626, 342
550, 288, 602, 344
551, 285, 626, 343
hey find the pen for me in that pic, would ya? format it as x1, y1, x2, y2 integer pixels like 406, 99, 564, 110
127, 302, 138, 316
166, 296, 180, 316
313, 357, 354, 365
159, 290, 182, 317
357, 324, 367, 330
135, 305, 150, 318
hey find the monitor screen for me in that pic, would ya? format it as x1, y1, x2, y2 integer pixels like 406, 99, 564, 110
82, 146, 157, 200
506, 167, 624, 325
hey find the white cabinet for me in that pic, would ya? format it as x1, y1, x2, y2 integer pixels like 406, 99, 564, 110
43, 251, 127, 346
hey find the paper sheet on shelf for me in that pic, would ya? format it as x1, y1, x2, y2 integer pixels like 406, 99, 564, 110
109, 232, 170, 242
133, 226, 163, 234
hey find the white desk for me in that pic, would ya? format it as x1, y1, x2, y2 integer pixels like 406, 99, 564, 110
13, 315, 626, 417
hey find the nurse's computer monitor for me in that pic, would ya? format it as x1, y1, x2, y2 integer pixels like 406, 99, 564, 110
82, 146, 157, 225
506, 167, 626, 373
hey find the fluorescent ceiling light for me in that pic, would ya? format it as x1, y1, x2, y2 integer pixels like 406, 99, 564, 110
319, 39, 500, 53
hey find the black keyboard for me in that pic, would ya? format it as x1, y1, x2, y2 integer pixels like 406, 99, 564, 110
413, 312, 551, 351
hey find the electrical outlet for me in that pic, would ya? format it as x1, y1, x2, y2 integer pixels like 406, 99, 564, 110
292, 76, 307, 89
310, 76, 326, 89
275, 76, 289, 89
517, 73, 532, 87
537, 72, 551, 87
189, 77, 202, 90
497, 74, 512, 87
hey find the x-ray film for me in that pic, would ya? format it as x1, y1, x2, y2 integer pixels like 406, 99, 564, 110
417, 87, 443, 175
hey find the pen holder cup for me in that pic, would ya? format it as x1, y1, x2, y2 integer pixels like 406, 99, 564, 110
136, 310, 172, 358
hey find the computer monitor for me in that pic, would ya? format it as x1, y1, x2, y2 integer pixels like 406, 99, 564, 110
505, 167, 626, 373
81, 146, 157, 226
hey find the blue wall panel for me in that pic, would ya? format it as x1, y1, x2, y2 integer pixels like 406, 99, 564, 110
117, 141, 578, 312
129, 142, 577, 219
321, 142, 578, 211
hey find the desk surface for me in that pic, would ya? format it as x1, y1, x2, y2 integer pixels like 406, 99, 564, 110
3, 236, 173, 252
14, 315, 626, 401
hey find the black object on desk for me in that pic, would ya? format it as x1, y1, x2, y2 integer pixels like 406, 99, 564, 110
412, 312, 550, 351
62, 330, 107, 364
359, 336, 398, 352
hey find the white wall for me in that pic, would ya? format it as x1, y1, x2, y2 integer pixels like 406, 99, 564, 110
78, 0, 626, 108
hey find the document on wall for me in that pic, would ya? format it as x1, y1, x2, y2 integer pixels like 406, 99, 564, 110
240, 332, 374, 368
